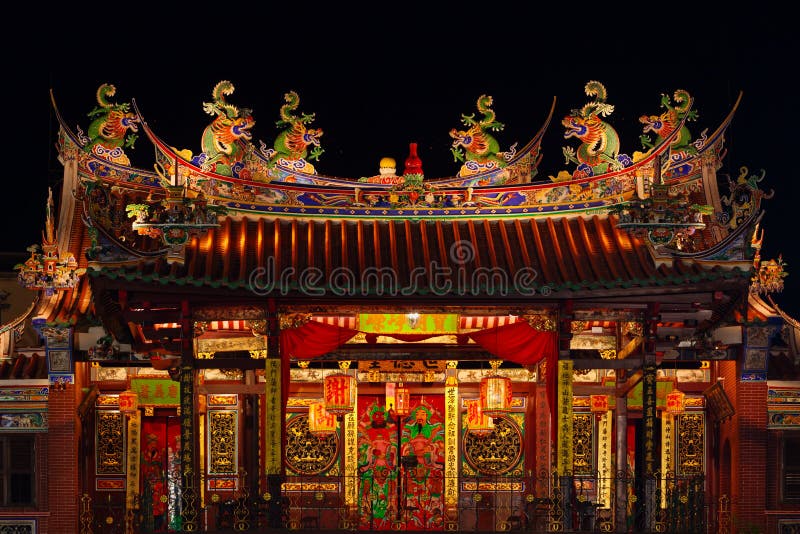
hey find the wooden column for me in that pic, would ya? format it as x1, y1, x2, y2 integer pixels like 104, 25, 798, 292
179, 299, 199, 531
643, 303, 660, 531
264, 298, 284, 527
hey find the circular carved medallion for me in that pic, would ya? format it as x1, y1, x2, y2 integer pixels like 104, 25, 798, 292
285, 414, 339, 475
463, 416, 522, 475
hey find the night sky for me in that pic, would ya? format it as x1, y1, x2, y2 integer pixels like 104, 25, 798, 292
7, 6, 798, 315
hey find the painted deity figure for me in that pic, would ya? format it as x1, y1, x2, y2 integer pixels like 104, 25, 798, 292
400, 404, 445, 529
358, 403, 399, 529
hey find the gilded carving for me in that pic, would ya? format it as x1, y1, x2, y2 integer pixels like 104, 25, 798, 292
208, 410, 238, 474
677, 413, 704, 475
572, 414, 594, 475
284, 412, 340, 490
96, 411, 125, 475
463, 416, 523, 476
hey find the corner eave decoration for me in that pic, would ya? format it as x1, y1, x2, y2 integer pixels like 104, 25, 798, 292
749, 223, 788, 295
15, 188, 85, 296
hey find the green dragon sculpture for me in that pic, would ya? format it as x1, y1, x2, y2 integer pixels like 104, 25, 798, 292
639, 89, 698, 156
85, 83, 139, 165
265, 90, 324, 166
449, 95, 509, 170
562, 81, 625, 177
196, 80, 255, 177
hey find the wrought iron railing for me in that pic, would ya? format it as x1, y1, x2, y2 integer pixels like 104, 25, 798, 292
82, 471, 711, 532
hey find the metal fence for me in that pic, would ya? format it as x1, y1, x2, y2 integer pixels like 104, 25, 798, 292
80, 470, 710, 533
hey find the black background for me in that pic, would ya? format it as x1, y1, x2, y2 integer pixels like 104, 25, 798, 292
7, 5, 797, 314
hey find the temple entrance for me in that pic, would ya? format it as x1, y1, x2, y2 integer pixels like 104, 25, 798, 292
140, 415, 182, 532
356, 394, 446, 531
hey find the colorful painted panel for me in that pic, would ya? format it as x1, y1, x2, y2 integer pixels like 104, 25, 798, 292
767, 384, 800, 429
141, 417, 182, 531
0, 412, 47, 431
96, 479, 125, 490
131, 378, 180, 406
356, 395, 445, 530
358, 314, 458, 334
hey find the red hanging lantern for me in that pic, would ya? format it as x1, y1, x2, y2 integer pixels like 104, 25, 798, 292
118, 390, 138, 413
666, 390, 685, 415
308, 400, 337, 436
395, 383, 411, 416
324, 373, 356, 416
590, 394, 609, 413
466, 399, 495, 435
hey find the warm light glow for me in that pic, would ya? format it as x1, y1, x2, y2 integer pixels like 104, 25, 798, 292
466, 399, 494, 435
118, 390, 138, 413
395, 383, 411, 416
480, 375, 512, 418
324, 373, 356, 416
308, 400, 337, 436
666, 390, 685, 415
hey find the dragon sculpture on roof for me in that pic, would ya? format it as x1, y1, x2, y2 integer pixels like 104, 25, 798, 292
84, 83, 139, 165
562, 80, 631, 178
449, 95, 515, 178
193, 80, 255, 178
259, 90, 324, 175
639, 89, 699, 158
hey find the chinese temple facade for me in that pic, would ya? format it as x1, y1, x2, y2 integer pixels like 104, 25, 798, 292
0, 81, 798, 533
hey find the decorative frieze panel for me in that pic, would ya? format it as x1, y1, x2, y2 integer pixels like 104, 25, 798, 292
96, 411, 125, 475
208, 410, 237, 474
0, 519, 35, 533
677, 413, 704, 475
572, 413, 594, 476
196, 334, 267, 356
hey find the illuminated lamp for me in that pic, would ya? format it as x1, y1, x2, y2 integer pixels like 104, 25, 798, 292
324, 371, 356, 417
466, 399, 495, 436
118, 390, 138, 413
590, 394, 609, 413
665, 390, 685, 415
308, 400, 337, 436
480, 360, 512, 419
395, 383, 411, 416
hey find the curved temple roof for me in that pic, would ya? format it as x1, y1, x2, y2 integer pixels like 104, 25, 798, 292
24, 84, 764, 336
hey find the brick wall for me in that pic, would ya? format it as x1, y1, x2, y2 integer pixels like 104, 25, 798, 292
736, 378, 768, 531
46, 382, 79, 533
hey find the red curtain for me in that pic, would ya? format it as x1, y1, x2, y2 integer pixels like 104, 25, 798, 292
279, 320, 360, 360
279, 319, 559, 434
467, 321, 556, 365
468, 321, 558, 442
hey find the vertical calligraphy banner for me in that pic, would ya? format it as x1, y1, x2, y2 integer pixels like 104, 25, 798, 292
557, 360, 573, 475
642, 364, 657, 476
344, 407, 358, 510
445, 379, 458, 524
597, 410, 612, 508
126, 411, 141, 510
264, 358, 282, 475
660, 413, 674, 508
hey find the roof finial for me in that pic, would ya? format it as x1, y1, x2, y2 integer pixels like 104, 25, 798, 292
403, 142, 423, 177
